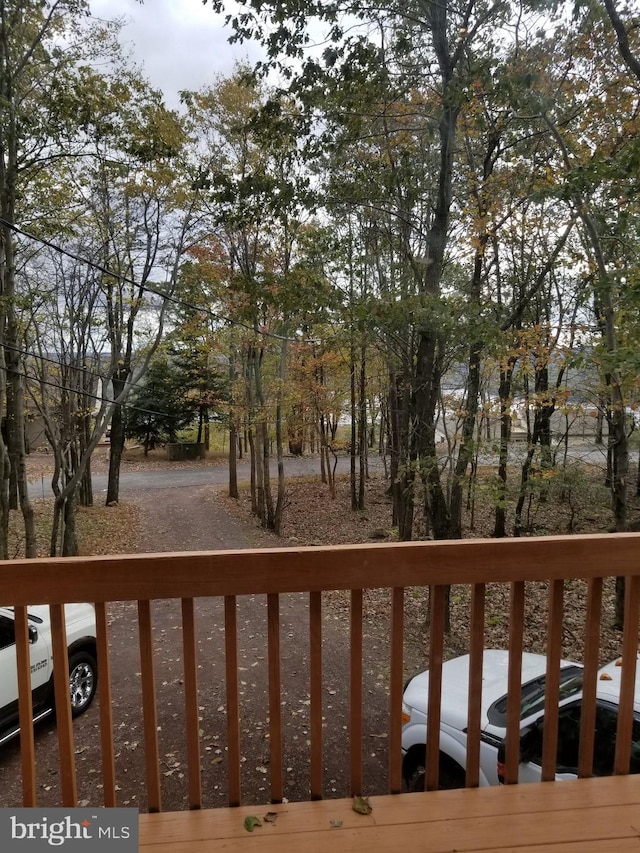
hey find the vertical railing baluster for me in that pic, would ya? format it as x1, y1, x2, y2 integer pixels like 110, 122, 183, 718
181, 598, 202, 810
504, 581, 525, 785
267, 593, 283, 804
615, 575, 640, 775
578, 577, 602, 778
465, 584, 486, 788
350, 589, 363, 796
224, 595, 241, 807
15, 605, 36, 806
426, 585, 446, 791
95, 602, 117, 806
309, 591, 323, 800
50, 603, 77, 806
542, 580, 564, 781
138, 600, 161, 812
388, 587, 404, 794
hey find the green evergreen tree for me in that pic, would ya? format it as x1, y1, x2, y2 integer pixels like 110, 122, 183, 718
126, 358, 195, 454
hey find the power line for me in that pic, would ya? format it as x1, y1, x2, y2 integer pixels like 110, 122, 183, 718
4, 342, 112, 387
0, 217, 305, 344
3, 343, 169, 418
14, 367, 170, 421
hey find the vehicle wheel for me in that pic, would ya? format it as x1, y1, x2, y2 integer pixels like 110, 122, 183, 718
404, 749, 465, 791
68, 650, 97, 717
404, 748, 426, 792
438, 754, 466, 790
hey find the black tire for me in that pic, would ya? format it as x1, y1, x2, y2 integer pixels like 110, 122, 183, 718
404, 749, 465, 791
438, 753, 466, 789
404, 747, 426, 792
68, 650, 97, 717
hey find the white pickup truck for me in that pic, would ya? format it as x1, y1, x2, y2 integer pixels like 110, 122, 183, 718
401, 649, 640, 789
0, 604, 98, 745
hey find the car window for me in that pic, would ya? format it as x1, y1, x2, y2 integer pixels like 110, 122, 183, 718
592, 703, 640, 776
487, 665, 584, 726
0, 614, 15, 650
521, 701, 582, 772
522, 701, 640, 776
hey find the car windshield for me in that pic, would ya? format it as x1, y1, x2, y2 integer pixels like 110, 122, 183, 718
487, 665, 584, 726
5, 607, 43, 624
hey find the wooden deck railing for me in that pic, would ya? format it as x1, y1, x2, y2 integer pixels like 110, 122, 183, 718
2, 532, 639, 812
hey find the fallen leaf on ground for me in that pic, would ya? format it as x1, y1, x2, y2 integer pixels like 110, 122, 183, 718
243, 816, 262, 832
352, 796, 372, 815
329, 819, 343, 828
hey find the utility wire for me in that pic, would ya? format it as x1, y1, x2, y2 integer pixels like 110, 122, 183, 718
5, 342, 115, 387
0, 217, 306, 343
4, 341, 278, 416
4, 342, 168, 417
14, 365, 170, 420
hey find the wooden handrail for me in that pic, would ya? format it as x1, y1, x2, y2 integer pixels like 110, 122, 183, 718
2, 533, 640, 605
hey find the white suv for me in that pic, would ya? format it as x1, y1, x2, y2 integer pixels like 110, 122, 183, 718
401, 649, 640, 789
0, 604, 98, 745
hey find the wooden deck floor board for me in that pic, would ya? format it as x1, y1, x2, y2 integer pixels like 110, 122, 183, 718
138, 778, 640, 852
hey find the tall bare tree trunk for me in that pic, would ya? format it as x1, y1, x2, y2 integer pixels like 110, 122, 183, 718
493, 358, 516, 539
106, 374, 127, 505
274, 339, 287, 535
358, 343, 367, 510
229, 416, 239, 499
3, 230, 35, 554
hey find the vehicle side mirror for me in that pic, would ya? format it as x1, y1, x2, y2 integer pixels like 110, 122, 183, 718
28, 625, 38, 644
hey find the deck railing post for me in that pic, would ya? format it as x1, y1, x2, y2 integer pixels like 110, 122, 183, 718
614, 575, 640, 775
50, 603, 78, 807
578, 577, 603, 778
15, 605, 36, 806
541, 580, 564, 781
426, 585, 446, 791
138, 600, 161, 813
388, 587, 404, 794
95, 601, 117, 807
350, 589, 363, 797
267, 592, 283, 804
309, 591, 323, 800
181, 597, 202, 810
465, 584, 486, 788
504, 582, 525, 785
224, 595, 241, 807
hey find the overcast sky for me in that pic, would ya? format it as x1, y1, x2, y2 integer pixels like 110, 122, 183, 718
90, 0, 263, 109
